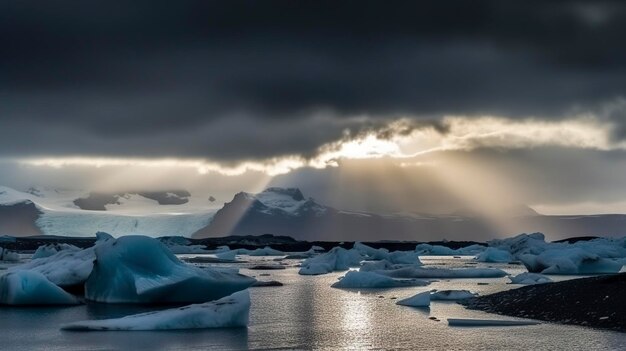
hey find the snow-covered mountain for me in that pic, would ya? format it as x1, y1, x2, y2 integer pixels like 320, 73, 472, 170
193, 188, 626, 241
4, 185, 626, 241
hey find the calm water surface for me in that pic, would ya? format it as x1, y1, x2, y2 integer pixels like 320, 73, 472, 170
1, 256, 625, 350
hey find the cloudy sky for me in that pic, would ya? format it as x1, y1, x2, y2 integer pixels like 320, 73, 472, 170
2, 1, 626, 215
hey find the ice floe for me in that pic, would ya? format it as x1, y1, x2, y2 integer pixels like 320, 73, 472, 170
395, 291, 431, 307
331, 270, 429, 289
509, 272, 552, 285
0, 271, 80, 305
475, 247, 514, 263
62, 290, 250, 331
374, 267, 507, 279
299, 247, 362, 275
11, 246, 96, 288
430, 290, 477, 300
0, 247, 20, 262
32, 243, 80, 259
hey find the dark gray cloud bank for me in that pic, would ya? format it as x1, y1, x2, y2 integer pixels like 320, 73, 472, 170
2, 0, 626, 160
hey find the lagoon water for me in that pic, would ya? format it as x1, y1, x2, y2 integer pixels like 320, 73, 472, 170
1, 256, 625, 350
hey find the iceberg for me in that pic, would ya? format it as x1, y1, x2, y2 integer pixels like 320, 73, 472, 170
32, 243, 80, 260
374, 267, 507, 279
387, 251, 422, 265
519, 248, 623, 275
214, 250, 238, 261
0, 247, 19, 262
395, 291, 431, 307
0, 271, 80, 305
62, 290, 250, 331
509, 272, 552, 285
299, 247, 363, 275
415, 243, 486, 256
84, 236, 255, 303
475, 247, 514, 263
237, 246, 284, 256
353, 242, 389, 260
431, 290, 477, 300
159, 236, 209, 254
11, 246, 96, 288
331, 270, 429, 289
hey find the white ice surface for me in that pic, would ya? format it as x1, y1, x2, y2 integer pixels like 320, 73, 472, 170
331, 270, 430, 289
0, 270, 80, 305
62, 290, 250, 331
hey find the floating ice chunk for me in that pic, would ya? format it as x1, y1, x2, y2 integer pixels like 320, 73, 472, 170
353, 242, 389, 260
311, 245, 325, 252
299, 247, 362, 275
415, 244, 485, 256
456, 244, 487, 255
0, 271, 80, 305
387, 251, 422, 265
237, 246, 284, 256
395, 291, 431, 307
431, 290, 477, 300
415, 244, 458, 256
214, 250, 238, 261
84, 236, 255, 304
284, 248, 318, 259
519, 248, 623, 275
62, 290, 250, 331
509, 272, 552, 285
376, 267, 507, 279
0, 247, 20, 262
448, 318, 540, 327
488, 232, 549, 256
32, 243, 80, 259
331, 270, 429, 289
11, 246, 95, 288
359, 260, 398, 272
475, 247, 514, 263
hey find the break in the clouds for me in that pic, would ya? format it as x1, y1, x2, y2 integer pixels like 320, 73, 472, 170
2, 0, 626, 163
2, 1, 626, 215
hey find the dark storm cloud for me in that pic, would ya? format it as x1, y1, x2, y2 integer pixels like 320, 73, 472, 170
1, 0, 626, 160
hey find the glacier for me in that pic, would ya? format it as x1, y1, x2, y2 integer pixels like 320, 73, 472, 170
62, 290, 250, 331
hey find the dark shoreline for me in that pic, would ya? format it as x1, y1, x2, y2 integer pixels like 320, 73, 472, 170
0, 233, 483, 253
463, 273, 626, 332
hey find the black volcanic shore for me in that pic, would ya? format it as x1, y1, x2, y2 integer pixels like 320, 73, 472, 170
0, 233, 483, 252
463, 273, 626, 332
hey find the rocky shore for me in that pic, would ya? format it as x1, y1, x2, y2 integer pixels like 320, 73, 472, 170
464, 273, 626, 332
